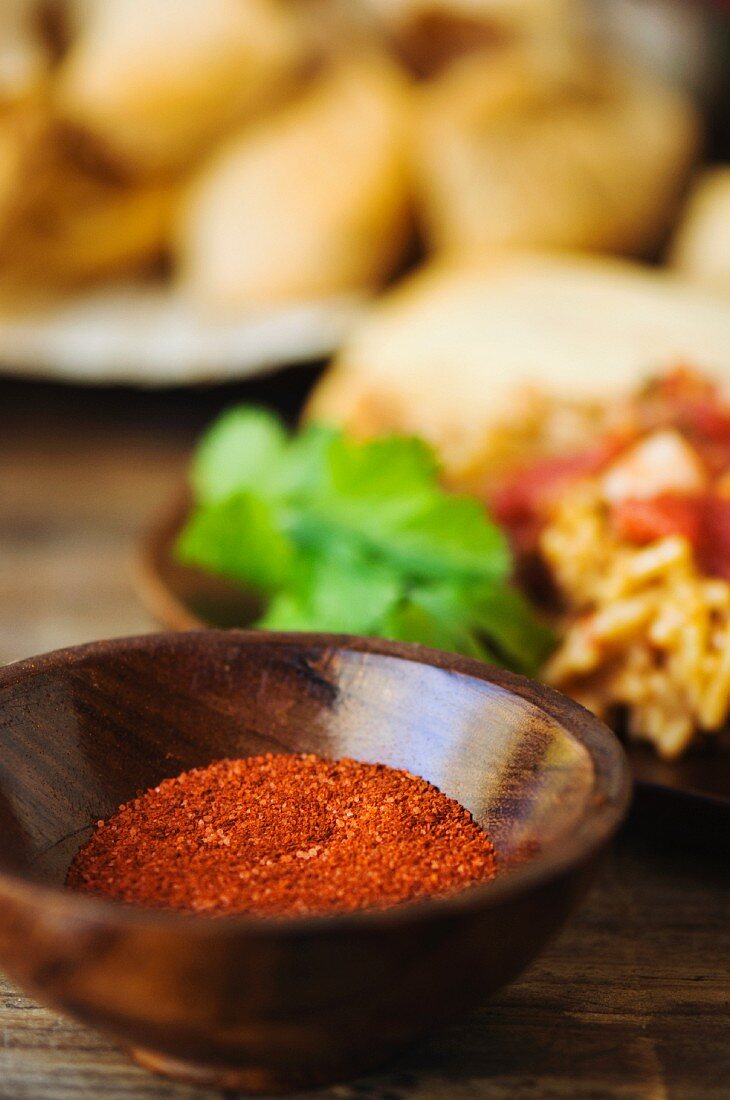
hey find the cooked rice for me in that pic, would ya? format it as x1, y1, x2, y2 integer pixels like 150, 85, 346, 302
541, 483, 730, 758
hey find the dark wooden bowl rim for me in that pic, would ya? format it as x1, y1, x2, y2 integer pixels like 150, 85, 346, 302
0, 631, 631, 937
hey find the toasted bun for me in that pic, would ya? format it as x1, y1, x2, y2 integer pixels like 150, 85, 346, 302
0, 0, 49, 104
0, 112, 174, 294
411, 46, 699, 258
55, 0, 305, 174
363, 0, 578, 40
307, 252, 730, 476
174, 55, 413, 312
668, 168, 730, 294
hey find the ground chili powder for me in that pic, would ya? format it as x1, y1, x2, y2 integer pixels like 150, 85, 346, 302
66, 753, 497, 917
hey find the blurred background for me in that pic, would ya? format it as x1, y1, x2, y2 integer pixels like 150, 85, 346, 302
1, 0, 729, 664
1, 8, 729, 1099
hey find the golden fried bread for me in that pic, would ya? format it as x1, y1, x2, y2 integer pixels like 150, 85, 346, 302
411, 46, 699, 257
363, 2, 579, 44
359, 1, 581, 76
54, 0, 306, 175
174, 56, 412, 312
0, 116, 174, 294
668, 168, 730, 294
0, 1, 49, 104
307, 253, 730, 479
0, 100, 45, 233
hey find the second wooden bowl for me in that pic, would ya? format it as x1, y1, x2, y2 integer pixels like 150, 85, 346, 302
136, 499, 730, 823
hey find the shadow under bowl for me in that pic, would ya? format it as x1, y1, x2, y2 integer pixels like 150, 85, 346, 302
0, 631, 630, 1092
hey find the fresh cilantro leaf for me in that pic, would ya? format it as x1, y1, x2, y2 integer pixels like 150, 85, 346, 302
382, 599, 463, 652
404, 579, 553, 675
470, 583, 555, 676
405, 583, 500, 660
374, 496, 510, 581
258, 543, 403, 635
176, 492, 292, 591
325, 434, 439, 502
382, 596, 499, 662
267, 423, 339, 502
178, 407, 554, 674
192, 407, 287, 503
275, 433, 439, 548
279, 434, 509, 582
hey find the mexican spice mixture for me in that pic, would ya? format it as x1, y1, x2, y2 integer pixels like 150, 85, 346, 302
66, 753, 497, 917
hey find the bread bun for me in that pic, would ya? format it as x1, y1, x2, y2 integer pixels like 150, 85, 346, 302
174, 56, 413, 312
411, 46, 699, 258
668, 168, 730, 294
0, 114, 174, 295
0, 0, 49, 104
307, 252, 730, 477
361, 0, 580, 76
55, 0, 306, 175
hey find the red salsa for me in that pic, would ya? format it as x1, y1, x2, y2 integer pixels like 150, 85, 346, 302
489, 369, 730, 580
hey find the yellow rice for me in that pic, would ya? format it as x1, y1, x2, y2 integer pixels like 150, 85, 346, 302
541, 483, 730, 758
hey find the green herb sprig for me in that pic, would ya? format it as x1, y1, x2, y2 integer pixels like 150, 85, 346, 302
176, 407, 553, 674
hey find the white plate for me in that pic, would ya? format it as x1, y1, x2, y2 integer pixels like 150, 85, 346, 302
0, 283, 367, 386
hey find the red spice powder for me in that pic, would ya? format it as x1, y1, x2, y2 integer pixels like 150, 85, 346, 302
66, 753, 497, 918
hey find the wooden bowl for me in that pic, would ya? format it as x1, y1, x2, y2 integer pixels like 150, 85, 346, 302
0, 631, 630, 1092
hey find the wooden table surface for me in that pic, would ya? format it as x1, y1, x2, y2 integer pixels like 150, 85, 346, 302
0, 374, 728, 1100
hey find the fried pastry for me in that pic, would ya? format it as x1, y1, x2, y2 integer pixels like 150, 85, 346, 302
0, 100, 45, 233
0, 1, 49, 104
362, 0, 580, 75
0, 116, 174, 295
411, 46, 699, 257
306, 253, 730, 480
174, 56, 412, 311
668, 168, 730, 294
54, 0, 306, 175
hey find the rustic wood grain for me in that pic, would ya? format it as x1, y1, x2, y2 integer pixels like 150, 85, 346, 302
0, 377, 728, 1100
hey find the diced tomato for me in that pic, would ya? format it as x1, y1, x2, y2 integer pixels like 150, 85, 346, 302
652, 366, 716, 406
684, 400, 730, 443
610, 495, 703, 547
691, 438, 730, 479
642, 367, 730, 464
491, 440, 622, 527
611, 493, 730, 581
699, 497, 730, 581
